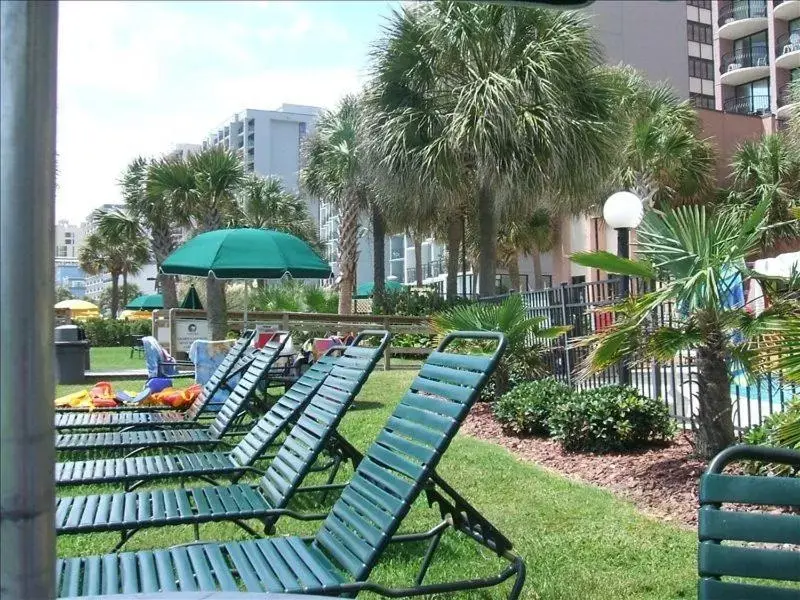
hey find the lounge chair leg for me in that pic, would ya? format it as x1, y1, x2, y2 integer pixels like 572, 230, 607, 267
113, 529, 137, 552
507, 556, 526, 600
320, 454, 343, 503
233, 520, 260, 538
415, 528, 443, 586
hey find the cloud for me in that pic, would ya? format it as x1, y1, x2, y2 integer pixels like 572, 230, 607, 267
55, 1, 370, 222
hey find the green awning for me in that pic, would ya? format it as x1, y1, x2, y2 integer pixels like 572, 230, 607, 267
125, 294, 163, 310
161, 228, 332, 280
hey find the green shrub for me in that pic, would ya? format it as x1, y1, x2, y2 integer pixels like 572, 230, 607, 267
493, 377, 573, 435
548, 385, 675, 453
742, 398, 800, 476
81, 318, 152, 347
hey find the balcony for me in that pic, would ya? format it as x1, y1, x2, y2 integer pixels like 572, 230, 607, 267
773, 0, 800, 21
775, 31, 800, 70
776, 83, 799, 119
720, 46, 770, 85
723, 94, 772, 115
717, 1, 767, 39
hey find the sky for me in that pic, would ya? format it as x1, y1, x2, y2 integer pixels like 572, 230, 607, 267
56, 0, 399, 222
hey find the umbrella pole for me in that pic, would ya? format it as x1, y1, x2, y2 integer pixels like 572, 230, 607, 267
244, 280, 249, 332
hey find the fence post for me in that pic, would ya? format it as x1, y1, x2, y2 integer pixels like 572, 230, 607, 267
383, 316, 391, 371
559, 283, 572, 387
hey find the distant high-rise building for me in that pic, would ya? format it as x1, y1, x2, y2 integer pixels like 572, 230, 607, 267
202, 104, 321, 193
165, 143, 202, 161
687, 0, 718, 108
712, 0, 799, 125
55, 218, 86, 260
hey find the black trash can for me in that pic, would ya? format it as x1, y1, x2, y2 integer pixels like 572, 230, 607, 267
54, 325, 88, 384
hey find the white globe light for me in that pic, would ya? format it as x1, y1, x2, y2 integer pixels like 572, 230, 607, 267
603, 191, 644, 230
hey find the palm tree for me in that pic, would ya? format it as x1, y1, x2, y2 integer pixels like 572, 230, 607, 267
571, 199, 782, 458
92, 207, 152, 308
110, 157, 182, 308
725, 134, 800, 253
497, 208, 554, 291
300, 95, 370, 315
232, 174, 320, 247
608, 68, 715, 207
78, 229, 149, 318
365, 1, 620, 297
149, 148, 244, 338
434, 294, 569, 398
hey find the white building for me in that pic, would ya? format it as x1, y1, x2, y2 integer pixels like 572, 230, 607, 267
165, 143, 202, 161
55, 219, 86, 259
202, 104, 321, 194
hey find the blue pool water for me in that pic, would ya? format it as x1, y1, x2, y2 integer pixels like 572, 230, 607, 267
731, 375, 797, 408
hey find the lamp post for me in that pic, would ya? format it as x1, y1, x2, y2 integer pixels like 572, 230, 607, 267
602, 191, 644, 386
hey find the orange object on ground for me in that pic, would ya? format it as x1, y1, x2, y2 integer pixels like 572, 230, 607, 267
150, 384, 201, 408
89, 382, 119, 408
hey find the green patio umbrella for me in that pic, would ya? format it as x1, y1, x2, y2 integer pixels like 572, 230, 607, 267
162, 228, 332, 326
180, 285, 203, 310
125, 293, 163, 311
355, 280, 405, 299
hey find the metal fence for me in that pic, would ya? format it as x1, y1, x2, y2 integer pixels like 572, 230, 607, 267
487, 279, 797, 432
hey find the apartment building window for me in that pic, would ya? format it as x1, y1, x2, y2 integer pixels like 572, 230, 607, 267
689, 57, 714, 80
732, 30, 768, 64
687, 22, 712, 45
690, 93, 715, 109
686, 0, 710, 9
56, 245, 67, 258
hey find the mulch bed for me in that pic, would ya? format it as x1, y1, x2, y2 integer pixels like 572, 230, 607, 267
462, 402, 707, 527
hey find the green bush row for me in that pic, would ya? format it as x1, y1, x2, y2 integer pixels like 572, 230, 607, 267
493, 379, 675, 452
80, 318, 152, 347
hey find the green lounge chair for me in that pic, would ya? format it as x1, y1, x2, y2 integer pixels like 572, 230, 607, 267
55, 335, 289, 455
55, 332, 392, 550
55, 332, 527, 600
54, 331, 255, 427
54, 332, 389, 490
56, 330, 255, 418
698, 444, 800, 600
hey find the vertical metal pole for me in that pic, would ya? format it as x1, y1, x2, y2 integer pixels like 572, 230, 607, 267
559, 283, 572, 387
0, 2, 59, 598
460, 215, 467, 300
617, 227, 631, 386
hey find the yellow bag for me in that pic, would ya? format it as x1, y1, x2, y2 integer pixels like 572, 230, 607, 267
55, 390, 93, 408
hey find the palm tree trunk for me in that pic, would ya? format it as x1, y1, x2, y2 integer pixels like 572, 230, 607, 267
152, 230, 178, 309
413, 237, 423, 286
532, 248, 543, 290
110, 272, 120, 318
337, 192, 360, 316
160, 275, 178, 309
508, 252, 521, 292
206, 274, 228, 339
695, 314, 736, 458
445, 216, 460, 300
477, 182, 497, 297
371, 204, 385, 311
122, 271, 129, 307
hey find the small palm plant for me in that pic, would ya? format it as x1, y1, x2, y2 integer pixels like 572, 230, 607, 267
433, 294, 569, 399
571, 199, 789, 458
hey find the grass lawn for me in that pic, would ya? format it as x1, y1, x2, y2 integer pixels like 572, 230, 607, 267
56, 369, 696, 599
88, 346, 148, 372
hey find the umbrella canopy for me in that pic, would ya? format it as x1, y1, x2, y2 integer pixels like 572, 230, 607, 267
354, 280, 406, 299
180, 285, 203, 310
125, 294, 163, 311
161, 228, 332, 279
55, 299, 98, 311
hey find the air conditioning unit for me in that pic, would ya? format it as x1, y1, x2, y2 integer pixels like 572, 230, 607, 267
727, 63, 742, 72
